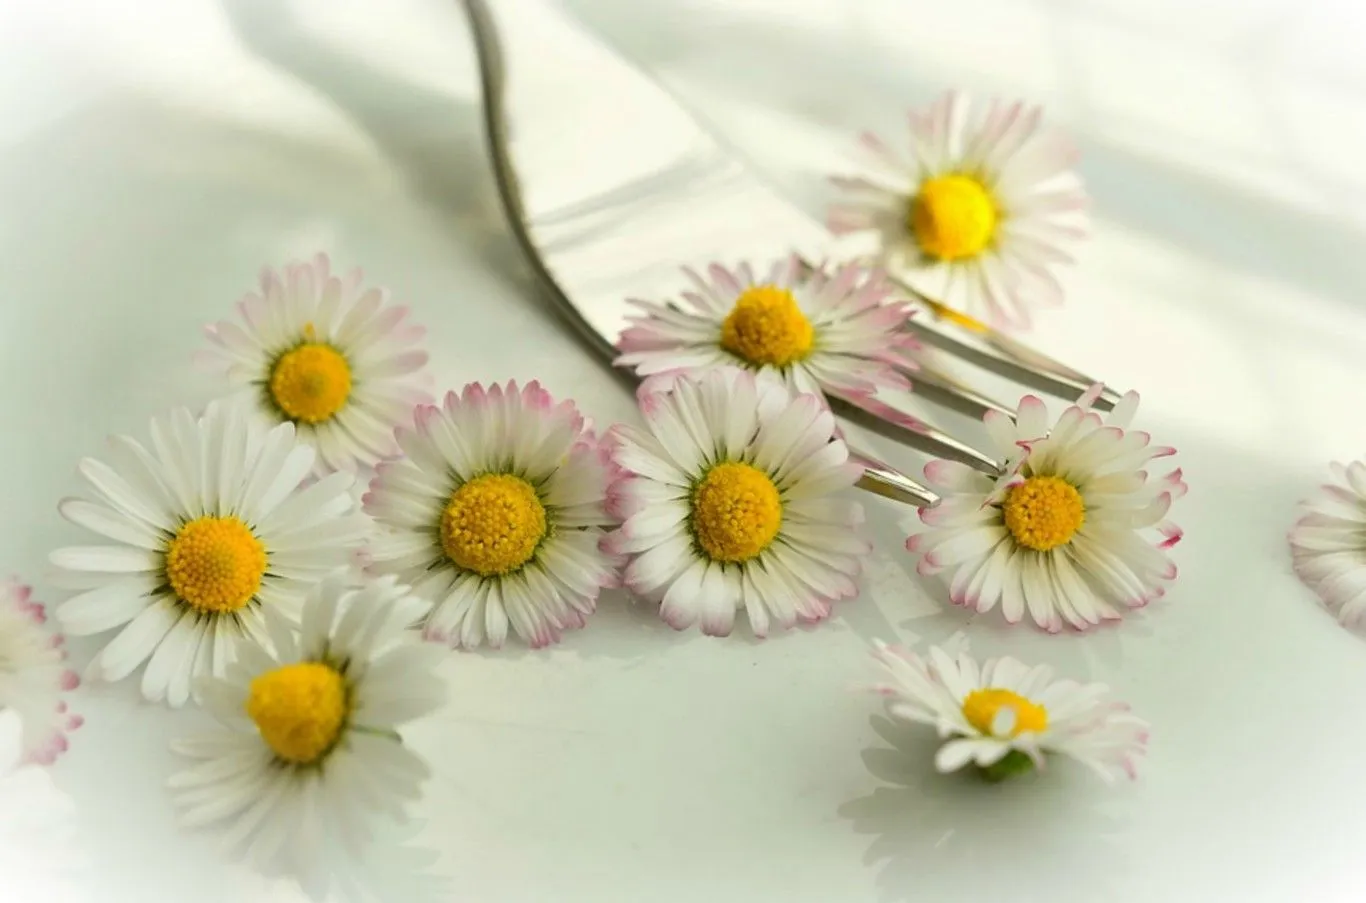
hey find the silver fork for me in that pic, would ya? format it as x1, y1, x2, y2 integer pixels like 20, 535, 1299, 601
459, 0, 1117, 508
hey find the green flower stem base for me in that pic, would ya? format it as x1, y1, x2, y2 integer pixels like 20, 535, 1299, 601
979, 749, 1037, 783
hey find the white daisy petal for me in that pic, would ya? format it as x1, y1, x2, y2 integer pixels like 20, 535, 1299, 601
483, 582, 510, 649
57, 499, 164, 549
606, 369, 868, 637
51, 404, 365, 704
456, 581, 491, 649
97, 437, 179, 529
55, 577, 156, 635
623, 532, 693, 599
236, 421, 299, 516
935, 738, 997, 772
96, 597, 180, 683
49, 545, 159, 574
169, 574, 445, 874
252, 443, 318, 518
141, 610, 205, 705
199, 256, 432, 474
660, 560, 706, 631
697, 563, 740, 637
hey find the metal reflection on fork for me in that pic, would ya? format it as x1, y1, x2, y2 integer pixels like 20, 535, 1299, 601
458, 0, 1120, 509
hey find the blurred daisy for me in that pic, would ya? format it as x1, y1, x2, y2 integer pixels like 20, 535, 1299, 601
604, 367, 869, 637
907, 387, 1184, 631
169, 572, 445, 869
364, 381, 619, 649
1289, 460, 1366, 629
0, 580, 81, 765
616, 258, 918, 401
199, 253, 432, 473
830, 92, 1087, 331
0, 710, 84, 895
52, 402, 368, 707
869, 640, 1148, 782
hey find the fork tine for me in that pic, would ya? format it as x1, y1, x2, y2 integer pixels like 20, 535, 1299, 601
905, 294, 1121, 410
830, 396, 1001, 475
793, 256, 1029, 422
898, 363, 1016, 421
854, 452, 940, 508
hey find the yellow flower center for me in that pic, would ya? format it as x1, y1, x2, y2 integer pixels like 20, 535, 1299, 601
1002, 475, 1085, 552
691, 462, 783, 563
962, 688, 1048, 737
269, 342, 353, 424
165, 516, 267, 614
910, 174, 998, 261
718, 286, 815, 368
440, 473, 547, 576
245, 662, 347, 765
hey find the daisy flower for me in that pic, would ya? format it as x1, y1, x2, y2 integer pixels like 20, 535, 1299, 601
199, 253, 432, 473
615, 257, 918, 402
829, 91, 1088, 331
363, 380, 619, 649
869, 640, 1148, 782
0, 580, 81, 765
906, 386, 1185, 631
51, 401, 369, 707
1289, 460, 1366, 629
169, 572, 446, 868
604, 367, 870, 637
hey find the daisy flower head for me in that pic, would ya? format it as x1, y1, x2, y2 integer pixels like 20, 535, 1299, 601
869, 641, 1148, 783
829, 91, 1088, 331
615, 257, 919, 402
51, 401, 370, 707
169, 572, 446, 869
0, 580, 81, 765
604, 367, 870, 637
199, 253, 432, 473
907, 386, 1185, 631
1288, 459, 1366, 630
363, 380, 619, 649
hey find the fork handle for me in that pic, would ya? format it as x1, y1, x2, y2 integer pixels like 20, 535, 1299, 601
462, 0, 941, 510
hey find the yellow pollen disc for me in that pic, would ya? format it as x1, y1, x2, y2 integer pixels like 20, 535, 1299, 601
910, 174, 998, 261
962, 688, 1048, 736
269, 343, 353, 424
165, 516, 267, 614
441, 473, 547, 576
691, 462, 783, 563
245, 662, 347, 765
1002, 475, 1086, 552
718, 285, 815, 368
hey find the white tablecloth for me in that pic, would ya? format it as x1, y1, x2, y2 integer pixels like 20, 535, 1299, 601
3, 1, 1366, 900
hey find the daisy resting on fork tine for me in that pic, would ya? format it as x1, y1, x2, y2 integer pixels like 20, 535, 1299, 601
830, 91, 1088, 331
615, 256, 919, 406
906, 386, 1185, 631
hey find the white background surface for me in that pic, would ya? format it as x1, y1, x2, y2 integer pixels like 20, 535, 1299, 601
4, 0, 1366, 900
